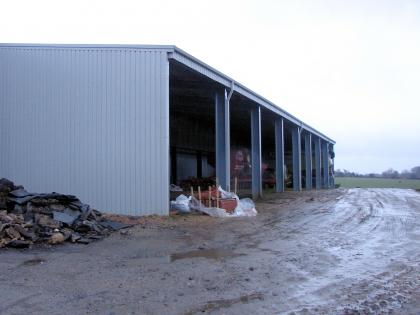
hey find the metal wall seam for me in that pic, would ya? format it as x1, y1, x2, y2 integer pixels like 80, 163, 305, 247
0, 49, 4, 175
163, 52, 171, 214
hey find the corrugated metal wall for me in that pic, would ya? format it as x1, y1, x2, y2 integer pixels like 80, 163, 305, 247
0, 46, 170, 215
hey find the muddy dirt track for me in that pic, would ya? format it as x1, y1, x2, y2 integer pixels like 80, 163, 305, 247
1, 188, 419, 315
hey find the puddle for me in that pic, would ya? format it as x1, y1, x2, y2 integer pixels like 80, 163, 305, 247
185, 292, 263, 315
170, 248, 240, 262
21, 258, 46, 266
127, 248, 241, 264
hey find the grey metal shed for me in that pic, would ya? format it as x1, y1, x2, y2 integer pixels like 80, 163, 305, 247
0, 44, 335, 215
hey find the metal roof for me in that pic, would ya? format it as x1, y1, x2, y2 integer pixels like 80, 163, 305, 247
0, 43, 335, 144
170, 46, 335, 144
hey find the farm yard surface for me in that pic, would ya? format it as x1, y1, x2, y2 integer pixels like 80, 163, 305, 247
1, 188, 420, 315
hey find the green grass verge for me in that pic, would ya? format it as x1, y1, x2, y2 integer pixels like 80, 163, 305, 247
335, 177, 420, 189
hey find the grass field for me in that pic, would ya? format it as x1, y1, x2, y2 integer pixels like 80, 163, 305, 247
335, 177, 420, 189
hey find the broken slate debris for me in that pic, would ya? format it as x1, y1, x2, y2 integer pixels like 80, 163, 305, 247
53, 211, 78, 226
0, 178, 129, 248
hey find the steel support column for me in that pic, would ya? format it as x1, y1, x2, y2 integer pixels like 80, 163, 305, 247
215, 90, 230, 190
330, 145, 335, 188
322, 141, 329, 188
224, 89, 231, 191
251, 106, 262, 199
275, 118, 285, 192
314, 137, 322, 189
292, 125, 302, 191
304, 132, 312, 190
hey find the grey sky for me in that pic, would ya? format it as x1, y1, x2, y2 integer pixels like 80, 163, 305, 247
2, 0, 419, 174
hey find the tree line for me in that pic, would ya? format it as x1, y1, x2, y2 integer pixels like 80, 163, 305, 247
335, 166, 420, 179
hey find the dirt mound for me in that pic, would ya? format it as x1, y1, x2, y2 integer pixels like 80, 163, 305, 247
0, 178, 128, 248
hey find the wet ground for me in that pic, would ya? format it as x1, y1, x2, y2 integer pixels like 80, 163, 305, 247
1, 188, 419, 315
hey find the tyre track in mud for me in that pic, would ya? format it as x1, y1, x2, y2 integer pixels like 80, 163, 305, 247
270, 188, 420, 314
188, 188, 420, 314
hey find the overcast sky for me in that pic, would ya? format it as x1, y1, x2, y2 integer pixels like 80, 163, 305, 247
2, 0, 419, 174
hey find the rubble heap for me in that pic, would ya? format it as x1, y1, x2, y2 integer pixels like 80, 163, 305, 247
0, 178, 123, 248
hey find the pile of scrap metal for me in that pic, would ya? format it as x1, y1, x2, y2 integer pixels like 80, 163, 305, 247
0, 178, 128, 248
